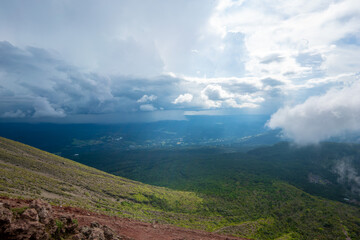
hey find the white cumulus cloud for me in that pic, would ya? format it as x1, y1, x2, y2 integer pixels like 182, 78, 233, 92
173, 93, 193, 104
137, 94, 157, 103
268, 82, 360, 144
201, 84, 264, 109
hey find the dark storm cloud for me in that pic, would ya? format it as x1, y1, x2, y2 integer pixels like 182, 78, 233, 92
0, 42, 114, 116
0, 42, 186, 120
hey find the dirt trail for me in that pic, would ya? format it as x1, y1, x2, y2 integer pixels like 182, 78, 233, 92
1, 197, 250, 240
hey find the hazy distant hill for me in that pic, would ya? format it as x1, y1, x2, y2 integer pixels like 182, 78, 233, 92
1, 137, 360, 239
0, 116, 281, 153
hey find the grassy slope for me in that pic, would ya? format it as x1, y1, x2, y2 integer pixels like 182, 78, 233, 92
1, 137, 360, 240
0, 137, 212, 228
247, 142, 360, 202
82, 148, 360, 240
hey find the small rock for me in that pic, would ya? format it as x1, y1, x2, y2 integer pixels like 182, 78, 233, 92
81, 225, 92, 237
91, 221, 100, 228
102, 225, 116, 240
4, 219, 47, 239
72, 233, 83, 240
30, 199, 53, 224
0, 204, 13, 225
66, 222, 78, 234
60, 215, 73, 224
2, 202, 11, 209
21, 208, 39, 222
89, 227, 105, 240
1, 198, 125, 240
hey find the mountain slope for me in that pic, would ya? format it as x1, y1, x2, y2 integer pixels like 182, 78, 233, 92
0, 196, 247, 240
1, 137, 360, 239
248, 142, 360, 203
75, 148, 360, 239
0, 137, 218, 230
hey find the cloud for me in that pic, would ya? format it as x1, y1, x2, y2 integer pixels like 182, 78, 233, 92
322, 44, 360, 75
201, 84, 264, 109
1, 0, 359, 82
209, 0, 360, 95
0, 1, 360, 123
137, 94, 157, 103
0, 41, 271, 121
0, 42, 183, 120
260, 53, 284, 64
33, 97, 65, 118
267, 82, 360, 144
139, 104, 157, 111
2, 109, 26, 118
172, 93, 193, 104
202, 85, 232, 101
333, 157, 360, 195
0, 0, 215, 77
0, 42, 118, 117
261, 78, 284, 87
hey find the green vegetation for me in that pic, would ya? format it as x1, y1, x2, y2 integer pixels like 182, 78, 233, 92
72, 218, 78, 226
1, 137, 360, 239
55, 219, 64, 231
0, 137, 203, 224
77, 145, 360, 239
11, 206, 29, 215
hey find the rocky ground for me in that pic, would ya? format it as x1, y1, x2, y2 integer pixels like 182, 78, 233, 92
0, 197, 249, 240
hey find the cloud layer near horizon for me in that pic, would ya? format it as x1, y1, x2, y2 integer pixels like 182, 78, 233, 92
0, 41, 268, 120
0, 0, 359, 142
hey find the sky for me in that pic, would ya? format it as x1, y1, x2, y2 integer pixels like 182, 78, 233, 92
0, 0, 360, 144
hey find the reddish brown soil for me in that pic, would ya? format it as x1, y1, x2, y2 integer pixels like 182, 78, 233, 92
1, 197, 250, 240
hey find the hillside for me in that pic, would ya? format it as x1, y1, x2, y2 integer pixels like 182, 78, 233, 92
1, 137, 360, 239
0, 137, 233, 233
0, 196, 246, 240
248, 142, 360, 203
70, 146, 360, 239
